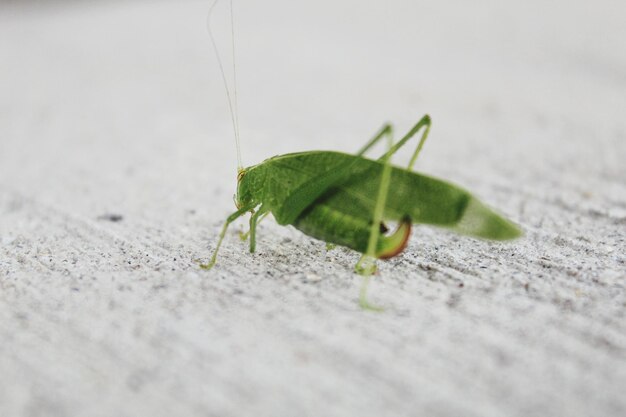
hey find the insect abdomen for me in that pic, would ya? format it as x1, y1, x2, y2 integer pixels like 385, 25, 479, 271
293, 203, 411, 258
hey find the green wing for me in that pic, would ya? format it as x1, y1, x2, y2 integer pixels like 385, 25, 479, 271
265, 151, 521, 240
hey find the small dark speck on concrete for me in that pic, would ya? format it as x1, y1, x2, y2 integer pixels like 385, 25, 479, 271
98, 213, 124, 222
447, 293, 461, 308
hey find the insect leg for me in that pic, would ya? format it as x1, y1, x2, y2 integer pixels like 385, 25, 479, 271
248, 205, 268, 253
200, 203, 255, 270
354, 122, 396, 310
275, 118, 424, 229
356, 124, 393, 157
378, 114, 431, 170
239, 211, 269, 241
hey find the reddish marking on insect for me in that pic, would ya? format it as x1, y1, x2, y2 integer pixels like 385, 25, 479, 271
378, 218, 412, 260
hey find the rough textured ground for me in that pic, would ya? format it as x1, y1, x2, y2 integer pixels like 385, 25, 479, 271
1, 1, 625, 416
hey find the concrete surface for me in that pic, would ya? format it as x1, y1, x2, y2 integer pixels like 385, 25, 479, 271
1, 0, 625, 416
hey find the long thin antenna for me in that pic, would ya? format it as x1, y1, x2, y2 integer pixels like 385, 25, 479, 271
207, 0, 242, 171
229, 0, 240, 144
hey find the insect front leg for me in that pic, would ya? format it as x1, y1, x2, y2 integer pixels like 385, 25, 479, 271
239, 211, 269, 241
200, 204, 256, 270
248, 205, 268, 253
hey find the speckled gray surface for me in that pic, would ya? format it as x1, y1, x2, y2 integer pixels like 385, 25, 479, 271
1, 1, 625, 416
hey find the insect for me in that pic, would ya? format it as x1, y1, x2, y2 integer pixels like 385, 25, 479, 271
201, 116, 521, 270
202, 1, 521, 307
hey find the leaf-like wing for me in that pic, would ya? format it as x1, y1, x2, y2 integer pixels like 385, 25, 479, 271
268, 152, 521, 240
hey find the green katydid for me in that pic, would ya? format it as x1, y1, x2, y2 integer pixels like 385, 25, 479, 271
201, 115, 521, 270
201, 0, 521, 306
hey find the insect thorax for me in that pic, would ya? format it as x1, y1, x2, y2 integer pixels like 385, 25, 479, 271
235, 164, 266, 209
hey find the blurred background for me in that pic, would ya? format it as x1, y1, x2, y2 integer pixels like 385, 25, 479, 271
2, 0, 624, 207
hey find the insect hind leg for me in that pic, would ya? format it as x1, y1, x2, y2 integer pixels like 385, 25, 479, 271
356, 123, 393, 157
354, 121, 397, 310
379, 114, 431, 170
